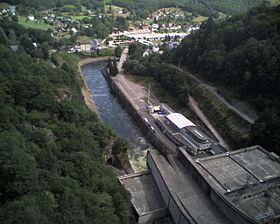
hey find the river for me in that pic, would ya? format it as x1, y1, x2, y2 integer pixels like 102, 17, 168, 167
81, 61, 152, 172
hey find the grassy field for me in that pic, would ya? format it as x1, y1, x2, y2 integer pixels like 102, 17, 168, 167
55, 32, 71, 39
218, 12, 227, 19
271, 0, 280, 5
192, 15, 208, 23
70, 15, 92, 21
0, 2, 10, 9
97, 48, 115, 57
59, 4, 92, 21
63, 4, 76, 9
18, 16, 53, 30
77, 35, 93, 42
105, 4, 130, 17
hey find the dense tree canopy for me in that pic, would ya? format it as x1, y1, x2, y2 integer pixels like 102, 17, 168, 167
112, 0, 265, 18
0, 19, 133, 223
173, 5, 280, 154
80, 16, 113, 39
0, 0, 105, 11
0, 0, 267, 18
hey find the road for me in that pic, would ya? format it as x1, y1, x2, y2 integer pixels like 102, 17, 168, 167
114, 49, 177, 154
173, 65, 257, 125
189, 96, 230, 150
114, 48, 146, 111
114, 49, 233, 154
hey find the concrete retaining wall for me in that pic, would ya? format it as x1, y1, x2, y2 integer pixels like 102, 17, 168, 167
147, 152, 194, 224
101, 68, 173, 156
138, 208, 170, 224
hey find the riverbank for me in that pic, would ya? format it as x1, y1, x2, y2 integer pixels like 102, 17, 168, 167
77, 57, 111, 115
102, 49, 177, 156
78, 57, 136, 174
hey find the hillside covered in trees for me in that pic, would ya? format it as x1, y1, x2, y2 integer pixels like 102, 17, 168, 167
173, 5, 280, 154
0, 0, 105, 11
1, 0, 266, 18
112, 0, 265, 18
0, 19, 133, 223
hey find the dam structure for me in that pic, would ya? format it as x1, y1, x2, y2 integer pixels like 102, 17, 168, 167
88, 50, 280, 224
119, 146, 280, 224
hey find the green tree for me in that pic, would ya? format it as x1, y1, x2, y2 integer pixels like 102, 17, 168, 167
112, 137, 128, 156
41, 42, 50, 59
114, 46, 122, 58
0, 21, 133, 223
116, 16, 128, 30
250, 107, 280, 154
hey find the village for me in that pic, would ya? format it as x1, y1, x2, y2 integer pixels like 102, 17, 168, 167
0, 3, 203, 55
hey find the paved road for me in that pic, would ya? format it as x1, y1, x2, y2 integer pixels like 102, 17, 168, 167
189, 96, 230, 150
114, 49, 177, 154
114, 48, 146, 111
173, 65, 257, 125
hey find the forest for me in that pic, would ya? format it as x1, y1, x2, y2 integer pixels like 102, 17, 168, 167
173, 4, 280, 154
0, 18, 133, 223
112, 0, 265, 18
0, 0, 266, 18
0, 0, 105, 11
80, 16, 128, 39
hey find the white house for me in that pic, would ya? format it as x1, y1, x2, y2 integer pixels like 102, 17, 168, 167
151, 23, 159, 32
71, 27, 77, 33
28, 15, 35, 21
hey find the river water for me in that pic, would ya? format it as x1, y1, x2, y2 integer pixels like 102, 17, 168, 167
81, 61, 152, 172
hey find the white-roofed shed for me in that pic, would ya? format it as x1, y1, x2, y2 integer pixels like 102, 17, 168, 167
166, 113, 195, 129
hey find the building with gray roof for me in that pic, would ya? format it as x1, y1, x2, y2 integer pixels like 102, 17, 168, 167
120, 146, 280, 224
193, 146, 280, 223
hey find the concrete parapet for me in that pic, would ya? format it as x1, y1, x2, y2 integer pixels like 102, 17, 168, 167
138, 208, 170, 224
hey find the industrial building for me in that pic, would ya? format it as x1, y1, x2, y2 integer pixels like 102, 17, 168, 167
153, 108, 214, 156
118, 101, 279, 224
119, 146, 280, 224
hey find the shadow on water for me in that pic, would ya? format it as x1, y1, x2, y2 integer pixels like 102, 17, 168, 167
81, 61, 153, 171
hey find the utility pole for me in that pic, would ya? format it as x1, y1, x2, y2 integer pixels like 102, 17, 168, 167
148, 83, 151, 104
178, 56, 182, 68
